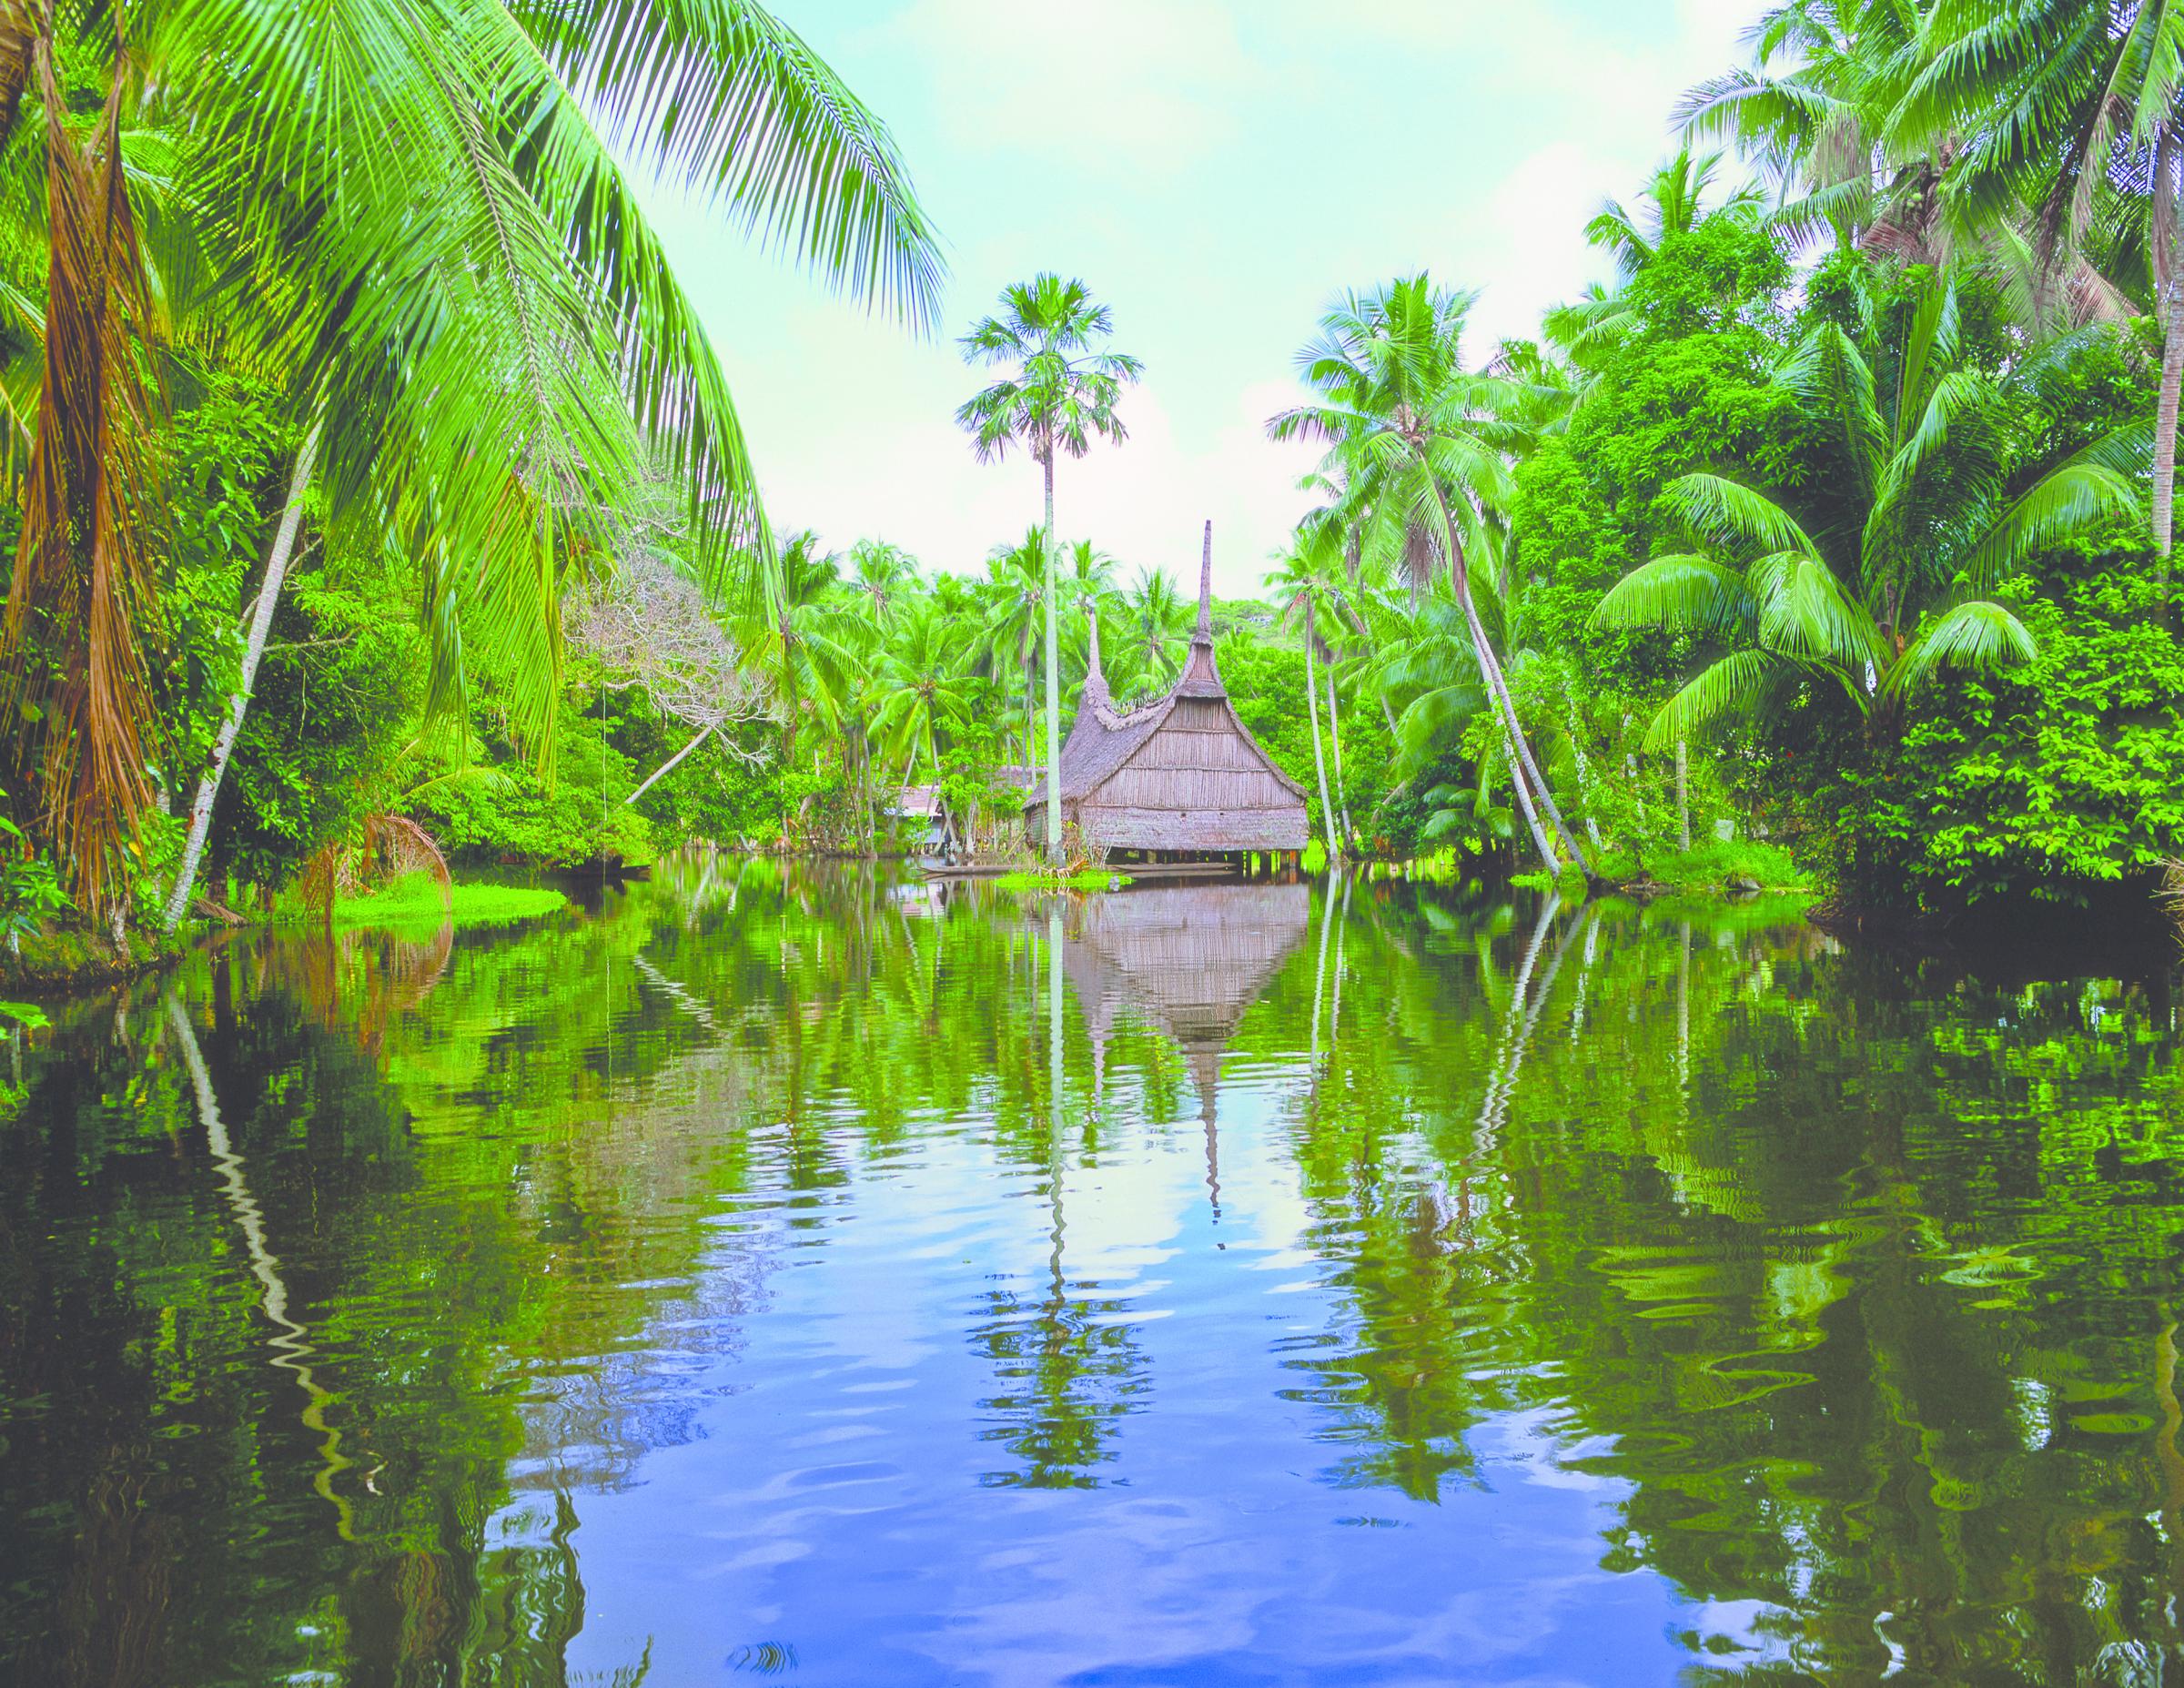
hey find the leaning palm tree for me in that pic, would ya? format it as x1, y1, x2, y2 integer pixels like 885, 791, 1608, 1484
1592, 268, 2147, 747
1269, 275, 1587, 879
125, 0, 941, 928
956, 274, 1141, 864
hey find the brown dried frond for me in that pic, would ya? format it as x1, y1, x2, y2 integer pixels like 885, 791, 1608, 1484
0, 1, 41, 147
361, 811, 450, 909
4, 46, 161, 915
2161, 859, 2184, 940
295, 839, 351, 927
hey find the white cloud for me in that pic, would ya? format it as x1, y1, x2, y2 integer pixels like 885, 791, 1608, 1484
647, 0, 1767, 604
883, 0, 1258, 168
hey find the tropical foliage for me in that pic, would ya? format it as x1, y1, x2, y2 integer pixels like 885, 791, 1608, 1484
7, 0, 2184, 961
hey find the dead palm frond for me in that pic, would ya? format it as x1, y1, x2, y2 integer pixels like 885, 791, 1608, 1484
3, 45, 163, 919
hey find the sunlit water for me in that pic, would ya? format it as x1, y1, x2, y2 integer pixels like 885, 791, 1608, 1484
6, 861, 2184, 1684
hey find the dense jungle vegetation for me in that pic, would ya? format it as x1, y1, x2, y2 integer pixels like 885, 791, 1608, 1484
3, 0, 2183, 966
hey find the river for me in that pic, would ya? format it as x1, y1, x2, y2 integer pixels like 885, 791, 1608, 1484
3, 861, 2180, 1684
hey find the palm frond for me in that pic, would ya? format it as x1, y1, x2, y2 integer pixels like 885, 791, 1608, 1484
1660, 472, 1822, 560
1887, 599, 2037, 696
1589, 553, 1754, 637
1642, 650, 1778, 753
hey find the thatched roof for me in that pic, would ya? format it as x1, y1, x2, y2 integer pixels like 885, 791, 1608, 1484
1026, 523, 1309, 852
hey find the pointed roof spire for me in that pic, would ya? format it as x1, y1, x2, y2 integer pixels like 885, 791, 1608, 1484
1082, 603, 1109, 706
1193, 519, 1214, 641
1177, 520, 1225, 697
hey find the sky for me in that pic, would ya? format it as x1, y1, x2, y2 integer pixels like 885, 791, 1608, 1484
636, 0, 1760, 597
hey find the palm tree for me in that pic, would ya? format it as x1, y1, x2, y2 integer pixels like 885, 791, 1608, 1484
956, 275, 1142, 864
1675, 0, 1922, 250
1266, 532, 1345, 864
1896, 0, 2184, 570
973, 528, 1044, 772
738, 531, 861, 843
1586, 148, 1766, 278
1119, 565, 1189, 701
871, 597, 978, 791
1269, 276, 1586, 878
119, 0, 940, 928
1683, 1, 2138, 325
1592, 268, 2146, 746
845, 539, 921, 630
1060, 540, 1121, 614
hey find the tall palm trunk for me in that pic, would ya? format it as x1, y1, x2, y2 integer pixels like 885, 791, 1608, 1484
1437, 521, 1587, 875
1563, 700, 1605, 851
1325, 662, 1352, 847
1041, 453, 1062, 864
2159, 280, 2183, 584
1441, 544, 1561, 874
1304, 629, 1339, 864
163, 423, 321, 932
2155, 129, 2180, 605
1676, 737, 1691, 851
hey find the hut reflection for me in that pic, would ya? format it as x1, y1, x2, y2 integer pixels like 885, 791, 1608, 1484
974, 884, 1312, 1488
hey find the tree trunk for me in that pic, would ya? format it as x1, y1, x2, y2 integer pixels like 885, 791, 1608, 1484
1563, 701, 1605, 851
1460, 588, 1589, 876
1326, 664, 1353, 847
2155, 126, 2180, 609
1042, 456, 1062, 865
1676, 737, 1691, 851
1443, 549, 1561, 874
1304, 630, 1340, 864
2159, 278, 2183, 584
626, 718, 720, 806
163, 423, 322, 933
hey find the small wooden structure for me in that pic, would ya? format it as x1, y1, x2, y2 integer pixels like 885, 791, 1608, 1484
1025, 522, 1309, 857
890, 783, 957, 856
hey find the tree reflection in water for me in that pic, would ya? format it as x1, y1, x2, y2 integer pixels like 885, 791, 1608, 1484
6, 860, 2184, 1679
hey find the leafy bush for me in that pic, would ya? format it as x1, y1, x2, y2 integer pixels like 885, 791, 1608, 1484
1836, 559, 2184, 910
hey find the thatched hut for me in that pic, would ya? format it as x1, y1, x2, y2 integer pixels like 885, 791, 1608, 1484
1025, 523, 1309, 857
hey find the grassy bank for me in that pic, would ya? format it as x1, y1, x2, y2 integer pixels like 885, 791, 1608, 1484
994, 869, 1137, 892
329, 874, 571, 933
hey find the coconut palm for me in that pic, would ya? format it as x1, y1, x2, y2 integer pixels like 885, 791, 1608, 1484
739, 530, 861, 781
1266, 531, 1346, 863
1675, 0, 1922, 249
1587, 148, 1766, 278
1683, 1, 2138, 327
956, 274, 1142, 863
1060, 540, 1121, 615
1269, 275, 1587, 878
1118, 565, 1189, 701
1592, 268, 2147, 747
1896, 0, 2184, 567
115, 0, 940, 928
845, 540, 922, 631
871, 597, 978, 791
974, 527, 1049, 773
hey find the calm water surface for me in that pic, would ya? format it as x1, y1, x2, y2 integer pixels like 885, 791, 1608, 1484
5, 863, 2184, 1685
